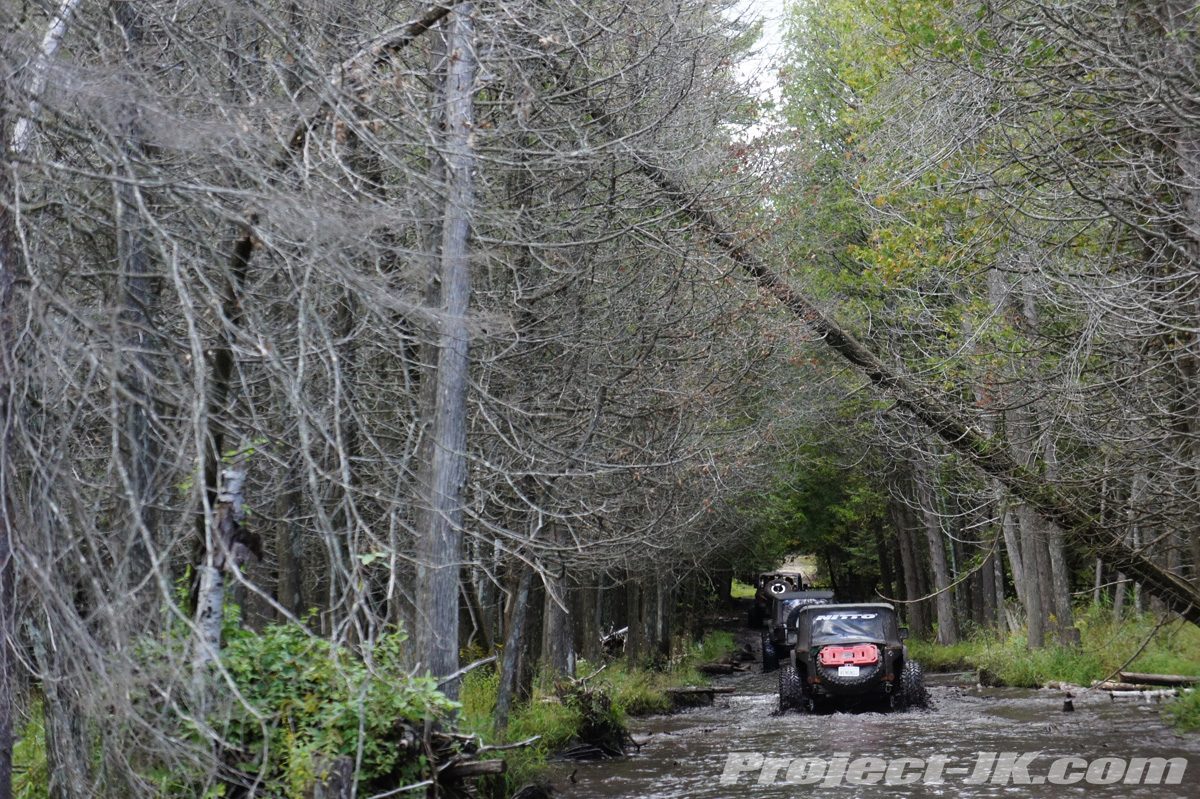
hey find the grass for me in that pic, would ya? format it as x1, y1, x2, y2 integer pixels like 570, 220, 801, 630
459, 629, 737, 788
730, 580, 757, 599
1166, 689, 1200, 732
907, 606, 1200, 731
12, 699, 49, 799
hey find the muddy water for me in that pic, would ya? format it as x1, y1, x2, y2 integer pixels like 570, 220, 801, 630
561, 666, 1200, 799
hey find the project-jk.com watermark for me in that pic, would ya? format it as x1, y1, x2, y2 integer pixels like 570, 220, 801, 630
720, 751, 1189, 787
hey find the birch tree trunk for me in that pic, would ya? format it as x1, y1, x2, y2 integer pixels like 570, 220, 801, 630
191, 466, 247, 689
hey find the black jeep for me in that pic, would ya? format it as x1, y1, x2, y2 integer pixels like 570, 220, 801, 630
778, 603, 927, 712
760, 589, 834, 673
747, 571, 807, 627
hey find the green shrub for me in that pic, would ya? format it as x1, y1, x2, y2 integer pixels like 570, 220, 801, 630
12, 700, 49, 799
218, 623, 456, 793
1166, 689, 1200, 732
136, 618, 456, 797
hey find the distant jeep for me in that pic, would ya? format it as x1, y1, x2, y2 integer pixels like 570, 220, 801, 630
747, 571, 807, 627
778, 603, 927, 712
761, 589, 834, 673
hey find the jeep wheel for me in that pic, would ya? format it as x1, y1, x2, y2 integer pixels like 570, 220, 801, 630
761, 630, 779, 673
898, 660, 928, 709
779, 663, 806, 711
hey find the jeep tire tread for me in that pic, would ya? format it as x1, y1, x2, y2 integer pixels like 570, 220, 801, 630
779, 663, 806, 711
761, 629, 779, 673
899, 659, 928, 709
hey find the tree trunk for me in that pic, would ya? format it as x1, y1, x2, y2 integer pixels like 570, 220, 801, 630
654, 576, 673, 663
1040, 433, 1078, 645
575, 577, 601, 664
495, 560, 532, 732
981, 546, 997, 629
625, 578, 645, 664
917, 468, 958, 645
628, 151, 1200, 625
875, 524, 896, 605
891, 496, 931, 637
1017, 504, 1045, 648
541, 563, 574, 677
999, 492, 1027, 614
993, 540, 1008, 632
1, 5, 83, 795
0, 127, 17, 799
274, 466, 304, 618
1113, 569, 1128, 621
192, 466, 248, 690
414, 3, 476, 697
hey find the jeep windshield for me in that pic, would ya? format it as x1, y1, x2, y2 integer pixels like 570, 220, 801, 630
808, 611, 887, 645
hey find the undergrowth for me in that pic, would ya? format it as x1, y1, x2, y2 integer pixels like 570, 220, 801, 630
907, 605, 1200, 731
460, 629, 736, 790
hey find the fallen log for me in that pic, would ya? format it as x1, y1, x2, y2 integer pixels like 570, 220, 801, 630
1044, 680, 1084, 692
1118, 671, 1200, 687
1092, 681, 1149, 691
439, 759, 506, 780
697, 662, 748, 675
1108, 689, 1184, 700
664, 685, 735, 709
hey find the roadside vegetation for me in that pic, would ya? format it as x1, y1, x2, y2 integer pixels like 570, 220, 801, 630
459, 630, 736, 790
906, 607, 1200, 730
10, 622, 736, 799
7, 0, 1200, 795
909, 607, 1200, 688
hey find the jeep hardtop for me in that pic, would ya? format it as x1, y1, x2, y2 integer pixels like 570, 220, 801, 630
778, 602, 927, 712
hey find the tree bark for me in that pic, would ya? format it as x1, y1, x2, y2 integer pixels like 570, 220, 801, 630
28, 620, 90, 799
1, 5, 83, 794
540, 525, 574, 677
916, 465, 958, 645
274, 466, 304, 618
891, 495, 931, 637
0, 123, 17, 799
414, 3, 476, 697
495, 560, 532, 732
1017, 504, 1046, 648
192, 466, 248, 689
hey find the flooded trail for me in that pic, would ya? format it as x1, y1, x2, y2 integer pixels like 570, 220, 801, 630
560, 620, 1200, 799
